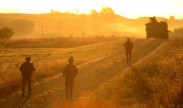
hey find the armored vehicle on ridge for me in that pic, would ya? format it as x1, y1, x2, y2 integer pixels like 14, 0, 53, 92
145, 16, 169, 39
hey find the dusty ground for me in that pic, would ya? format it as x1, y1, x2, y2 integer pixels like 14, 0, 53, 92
0, 39, 164, 108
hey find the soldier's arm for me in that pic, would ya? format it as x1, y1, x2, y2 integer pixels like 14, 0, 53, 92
19, 63, 24, 72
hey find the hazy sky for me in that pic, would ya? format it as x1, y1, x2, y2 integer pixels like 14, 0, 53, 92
0, 0, 182, 19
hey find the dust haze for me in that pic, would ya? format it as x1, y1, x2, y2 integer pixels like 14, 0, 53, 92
1, 6, 183, 108
0, 7, 182, 39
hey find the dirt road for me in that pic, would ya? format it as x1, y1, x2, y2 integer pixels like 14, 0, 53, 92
0, 39, 164, 108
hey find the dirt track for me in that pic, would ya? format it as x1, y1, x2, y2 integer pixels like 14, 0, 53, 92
0, 39, 164, 108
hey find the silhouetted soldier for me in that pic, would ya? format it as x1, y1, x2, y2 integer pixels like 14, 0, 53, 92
124, 38, 133, 63
62, 56, 78, 100
19, 57, 35, 97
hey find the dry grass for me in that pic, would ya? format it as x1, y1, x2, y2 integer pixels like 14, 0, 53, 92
0, 38, 124, 97
54, 93, 116, 108
73, 37, 183, 108
0, 36, 120, 48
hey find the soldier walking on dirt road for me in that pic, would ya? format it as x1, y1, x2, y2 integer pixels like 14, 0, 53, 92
124, 38, 133, 63
62, 56, 78, 100
19, 57, 35, 97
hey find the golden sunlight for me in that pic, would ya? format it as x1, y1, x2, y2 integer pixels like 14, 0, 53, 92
1, 1, 183, 108
0, 0, 183, 19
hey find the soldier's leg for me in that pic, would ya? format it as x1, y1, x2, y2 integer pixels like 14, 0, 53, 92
28, 76, 32, 95
126, 51, 129, 62
65, 84, 69, 99
70, 85, 73, 100
22, 77, 27, 97
129, 51, 132, 62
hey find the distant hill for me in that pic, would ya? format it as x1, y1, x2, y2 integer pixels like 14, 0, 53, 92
0, 13, 182, 39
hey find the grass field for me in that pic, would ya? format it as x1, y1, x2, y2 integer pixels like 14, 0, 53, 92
73, 37, 183, 108
0, 38, 124, 97
0, 36, 120, 48
1, 35, 182, 107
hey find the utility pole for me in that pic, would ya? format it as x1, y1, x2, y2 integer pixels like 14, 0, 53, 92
42, 24, 44, 39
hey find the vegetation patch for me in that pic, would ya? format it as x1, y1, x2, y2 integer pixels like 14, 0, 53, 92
0, 39, 123, 97
92, 37, 183, 107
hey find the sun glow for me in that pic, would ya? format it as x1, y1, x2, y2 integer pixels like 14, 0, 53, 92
0, 0, 183, 19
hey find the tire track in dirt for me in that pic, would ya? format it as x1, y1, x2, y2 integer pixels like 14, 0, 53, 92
0, 39, 164, 108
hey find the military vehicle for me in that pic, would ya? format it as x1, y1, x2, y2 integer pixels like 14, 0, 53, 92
145, 16, 169, 39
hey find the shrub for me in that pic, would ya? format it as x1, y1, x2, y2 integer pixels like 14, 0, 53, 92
0, 27, 14, 39
170, 27, 183, 38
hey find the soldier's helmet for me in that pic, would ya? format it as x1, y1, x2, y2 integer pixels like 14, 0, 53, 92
68, 56, 74, 63
26, 57, 31, 61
